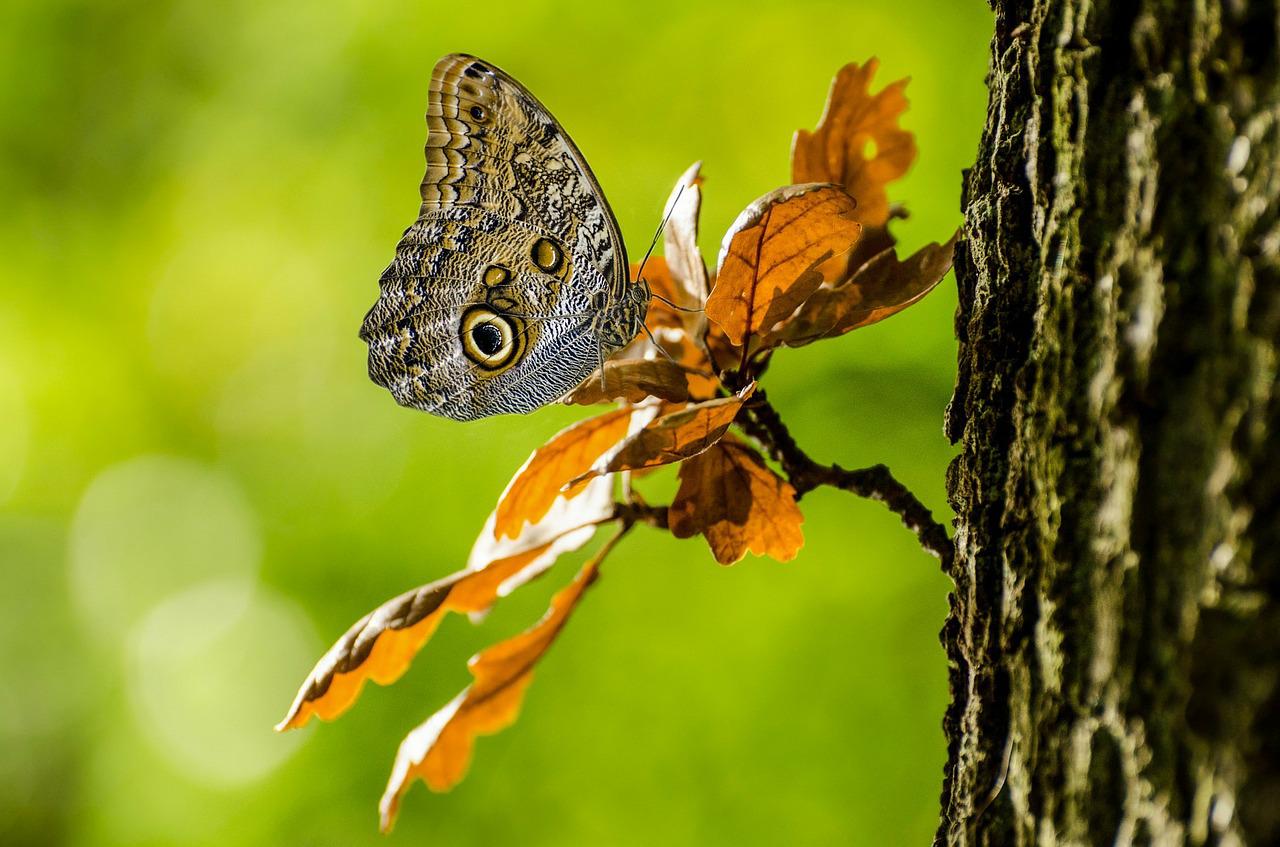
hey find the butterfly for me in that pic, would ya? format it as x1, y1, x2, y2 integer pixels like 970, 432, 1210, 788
359, 54, 650, 421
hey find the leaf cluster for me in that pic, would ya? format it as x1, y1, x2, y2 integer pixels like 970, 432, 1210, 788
277, 59, 957, 831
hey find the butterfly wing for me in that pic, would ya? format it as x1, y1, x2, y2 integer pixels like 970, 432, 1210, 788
361, 54, 641, 421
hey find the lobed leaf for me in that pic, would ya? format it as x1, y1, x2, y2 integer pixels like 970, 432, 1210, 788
378, 529, 625, 831
571, 384, 755, 484
770, 229, 959, 348
634, 256, 684, 332
468, 474, 617, 596
791, 58, 916, 229
493, 408, 634, 540
662, 162, 711, 312
706, 184, 862, 352
563, 358, 693, 406
277, 478, 616, 731
668, 438, 805, 565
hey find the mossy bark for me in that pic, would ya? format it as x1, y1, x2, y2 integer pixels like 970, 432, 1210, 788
940, 1, 1280, 844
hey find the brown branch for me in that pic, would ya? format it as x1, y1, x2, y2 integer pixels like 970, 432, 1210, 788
739, 387, 954, 570
612, 500, 669, 530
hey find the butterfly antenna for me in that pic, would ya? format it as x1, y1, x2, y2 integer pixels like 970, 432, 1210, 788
635, 184, 704, 315
633, 184, 683, 285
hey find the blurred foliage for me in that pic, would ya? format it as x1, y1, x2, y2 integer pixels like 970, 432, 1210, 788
0, 0, 991, 844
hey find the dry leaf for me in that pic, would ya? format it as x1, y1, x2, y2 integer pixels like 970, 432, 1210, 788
468, 473, 617, 596
563, 358, 692, 406
791, 58, 916, 229
378, 529, 624, 832
659, 328, 721, 400
493, 408, 633, 540
772, 230, 959, 347
278, 542, 575, 731
278, 477, 616, 731
633, 256, 684, 332
572, 384, 755, 483
706, 184, 862, 352
624, 253, 719, 398
662, 162, 710, 311
668, 438, 805, 565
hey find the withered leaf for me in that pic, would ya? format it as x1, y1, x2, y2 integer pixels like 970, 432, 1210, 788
772, 229, 959, 348
633, 256, 684, 332
378, 529, 624, 832
792, 58, 916, 230
572, 384, 755, 483
493, 407, 634, 540
278, 543, 575, 731
668, 438, 804, 565
564, 358, 692, 406
662, 162, 710, 310
706, 184, 862, 351
468, 474, 617, 597
662, 329, 721, 400
278, 477, 616, 731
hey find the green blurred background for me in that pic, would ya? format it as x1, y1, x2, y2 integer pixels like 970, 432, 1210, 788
0, 1, 991, 844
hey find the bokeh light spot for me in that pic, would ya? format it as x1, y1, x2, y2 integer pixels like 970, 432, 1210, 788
127, 579, 319, 787
69, 455, 260, 637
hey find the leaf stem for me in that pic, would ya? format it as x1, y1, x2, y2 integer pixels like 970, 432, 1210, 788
738, 387, 954, 570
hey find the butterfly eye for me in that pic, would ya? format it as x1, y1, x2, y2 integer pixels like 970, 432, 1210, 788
460, 306, 526, 372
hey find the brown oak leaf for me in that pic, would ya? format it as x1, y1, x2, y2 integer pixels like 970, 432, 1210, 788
634, 256, 684, 332
277, 478, 615, 731
771, 229, 959, 347
668, 438, 804, 565
563, 358, 692, 406
662, 162, 711, 313
791, 58, 916, 230
493, 407, 634, 540
706, 184, 862, 353
571, 384, 755, 483
378, 529, 624, 832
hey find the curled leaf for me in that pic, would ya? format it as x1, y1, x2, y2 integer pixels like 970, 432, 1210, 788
277, 542, 574, 731
278, 477, 616, 731
379, 528, 626, 831
564, 358, 692, 406
791, 58, 916, 229
571, 384, 755, 483
493, 408, 634, 540
634, 256, 684, 332
658, 327, 721, 400
668, 438, 804, 565
469, 473, 618, 594
662, 162, 710, 311
706, 184, 862, 351
772, 230, 959, 347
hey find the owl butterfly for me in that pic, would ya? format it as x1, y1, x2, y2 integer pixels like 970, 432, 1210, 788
360, 54, 650, 421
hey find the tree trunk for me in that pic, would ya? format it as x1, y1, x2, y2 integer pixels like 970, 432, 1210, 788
940, 1, 1280, 845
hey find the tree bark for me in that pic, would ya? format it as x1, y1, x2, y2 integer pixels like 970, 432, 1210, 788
940, 2, 1280, 845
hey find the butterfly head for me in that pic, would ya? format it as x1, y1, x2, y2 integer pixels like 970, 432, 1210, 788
588, 278, 650, 352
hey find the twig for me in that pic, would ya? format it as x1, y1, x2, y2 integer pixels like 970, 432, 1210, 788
739, 387, 954, 570
612, 500, 669, 530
